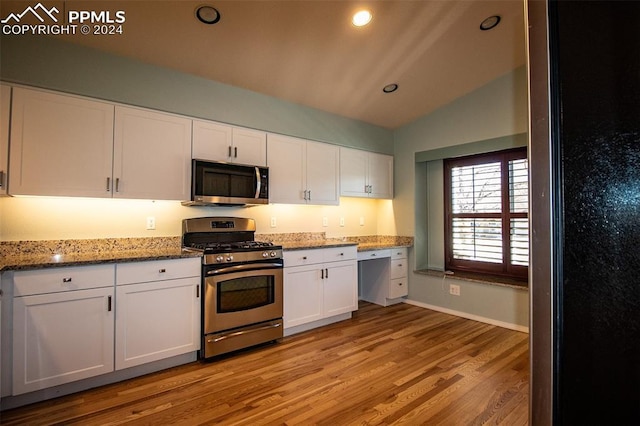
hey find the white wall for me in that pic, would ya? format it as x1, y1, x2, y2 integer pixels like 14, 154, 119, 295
0, 196, 388, 241
393, 66, 530, 329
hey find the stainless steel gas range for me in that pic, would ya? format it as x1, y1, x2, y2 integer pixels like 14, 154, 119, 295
182, 217, 283, 359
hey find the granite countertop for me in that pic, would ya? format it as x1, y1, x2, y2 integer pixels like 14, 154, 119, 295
256, 233, 414, 252
0, 238, 201, 272
0, 234, 414, 272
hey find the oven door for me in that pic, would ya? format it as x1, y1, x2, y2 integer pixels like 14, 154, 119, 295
203, 262, 283, 334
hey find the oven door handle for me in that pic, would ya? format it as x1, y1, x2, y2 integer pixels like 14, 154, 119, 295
208, 322, 282, 343
206, 263, 282, 275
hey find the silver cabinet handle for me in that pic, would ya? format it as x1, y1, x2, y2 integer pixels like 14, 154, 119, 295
106, 177, 110, 192
62, 277, 72, 283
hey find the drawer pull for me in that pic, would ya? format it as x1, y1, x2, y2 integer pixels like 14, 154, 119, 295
62, 277, 72, 283
340, 253, 344, 256
398, 282, 403, 286
302, 256, 307, 260
398, 264, 403, 267
107, 296, 112, 312
371, 253, 376, 257
159, 268, 166, 273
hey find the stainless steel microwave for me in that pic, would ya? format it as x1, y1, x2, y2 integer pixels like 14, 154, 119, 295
183, 160, 269, 206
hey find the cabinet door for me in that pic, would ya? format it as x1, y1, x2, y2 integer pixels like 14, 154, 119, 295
9, 88, 114, 198
323, 260, 358, 317
115, 277, 200, 370
306, 141, 339, 205
283, 264, 323, 328
13, 287, 114, 395
192, 119, 233, 162
367, 152, 393, 199
0, 85, 10, 195
267, 134, 306, 204
113, 106, 191, 201
232, 127, 267, 166
340, 147, 368, 197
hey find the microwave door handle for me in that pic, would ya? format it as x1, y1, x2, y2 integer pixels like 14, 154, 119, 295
254, 166, 261, 198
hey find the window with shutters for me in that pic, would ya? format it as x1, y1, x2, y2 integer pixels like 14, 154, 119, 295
444, 147, 528, 280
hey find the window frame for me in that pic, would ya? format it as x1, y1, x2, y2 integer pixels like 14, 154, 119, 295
443, 147, 528, 280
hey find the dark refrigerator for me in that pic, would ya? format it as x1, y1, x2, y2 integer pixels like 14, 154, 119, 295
529, 1, 640, 424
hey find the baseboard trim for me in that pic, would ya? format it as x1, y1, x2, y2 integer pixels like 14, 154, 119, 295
404, 299, 529, 333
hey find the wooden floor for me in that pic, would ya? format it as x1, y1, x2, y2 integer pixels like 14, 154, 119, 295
1, 302, 529, 425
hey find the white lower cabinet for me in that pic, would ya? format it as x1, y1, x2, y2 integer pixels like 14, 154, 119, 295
12, 265, 115, 395
115, 258, 200, 370
359, 248, 408, 306
283, 246, 357, 331
9, 258, 201, 396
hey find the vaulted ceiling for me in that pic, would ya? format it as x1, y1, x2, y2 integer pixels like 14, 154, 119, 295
3, 0, 527, 129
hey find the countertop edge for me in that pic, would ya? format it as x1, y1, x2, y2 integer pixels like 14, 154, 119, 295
0, 251, 202, 272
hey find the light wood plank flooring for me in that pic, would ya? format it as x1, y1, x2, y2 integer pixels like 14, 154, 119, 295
1, 302, 529, 425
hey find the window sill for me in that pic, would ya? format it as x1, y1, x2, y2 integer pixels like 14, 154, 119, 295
415, 269, 529, 290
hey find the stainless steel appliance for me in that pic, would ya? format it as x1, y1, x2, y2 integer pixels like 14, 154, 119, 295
182, 217, 283, 359
183, 160, 269, 206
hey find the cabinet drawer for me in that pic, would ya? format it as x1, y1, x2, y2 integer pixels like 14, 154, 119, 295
389, 278, 408, 299
390, 259, 407, 280
391, 248, 407, 259
322, 246, 357, 262
14, 264, 115, 296
284, 249, 324, 267
357, 249, 391, 261
116, 258, 200, 285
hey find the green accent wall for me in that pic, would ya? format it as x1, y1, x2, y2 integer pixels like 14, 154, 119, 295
0, 35, 393, 153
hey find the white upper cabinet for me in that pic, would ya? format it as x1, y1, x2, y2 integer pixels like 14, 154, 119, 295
8, 88, 191, 201
340, 147, 393, 199
192, 119, 266, 166
113, 106, 191, 200
0, 84, 10, 195
9, 87, 114, 198
267, 134, 339, 205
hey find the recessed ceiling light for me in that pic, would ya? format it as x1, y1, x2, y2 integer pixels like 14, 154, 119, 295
383, 83, 398, 93
352, 10, 372, 27
196, 5, 221, 25
479, 15, 501, 31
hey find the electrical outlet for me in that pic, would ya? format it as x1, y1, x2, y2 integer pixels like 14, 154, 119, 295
449, 284, 461, 296
340, 217, 345, 227
146, 216, 156, 230
359, 217, 365, 226
322, 217, 328, 227
270, 217, 277, 228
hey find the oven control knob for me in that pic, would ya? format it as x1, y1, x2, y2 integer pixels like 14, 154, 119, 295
216, 255, 224, 263
226, 255, 234, 262
270, 251, 277, 257
262, 251, 269, 258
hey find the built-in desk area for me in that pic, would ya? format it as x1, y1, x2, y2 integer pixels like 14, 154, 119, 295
358, 247, 408, 306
